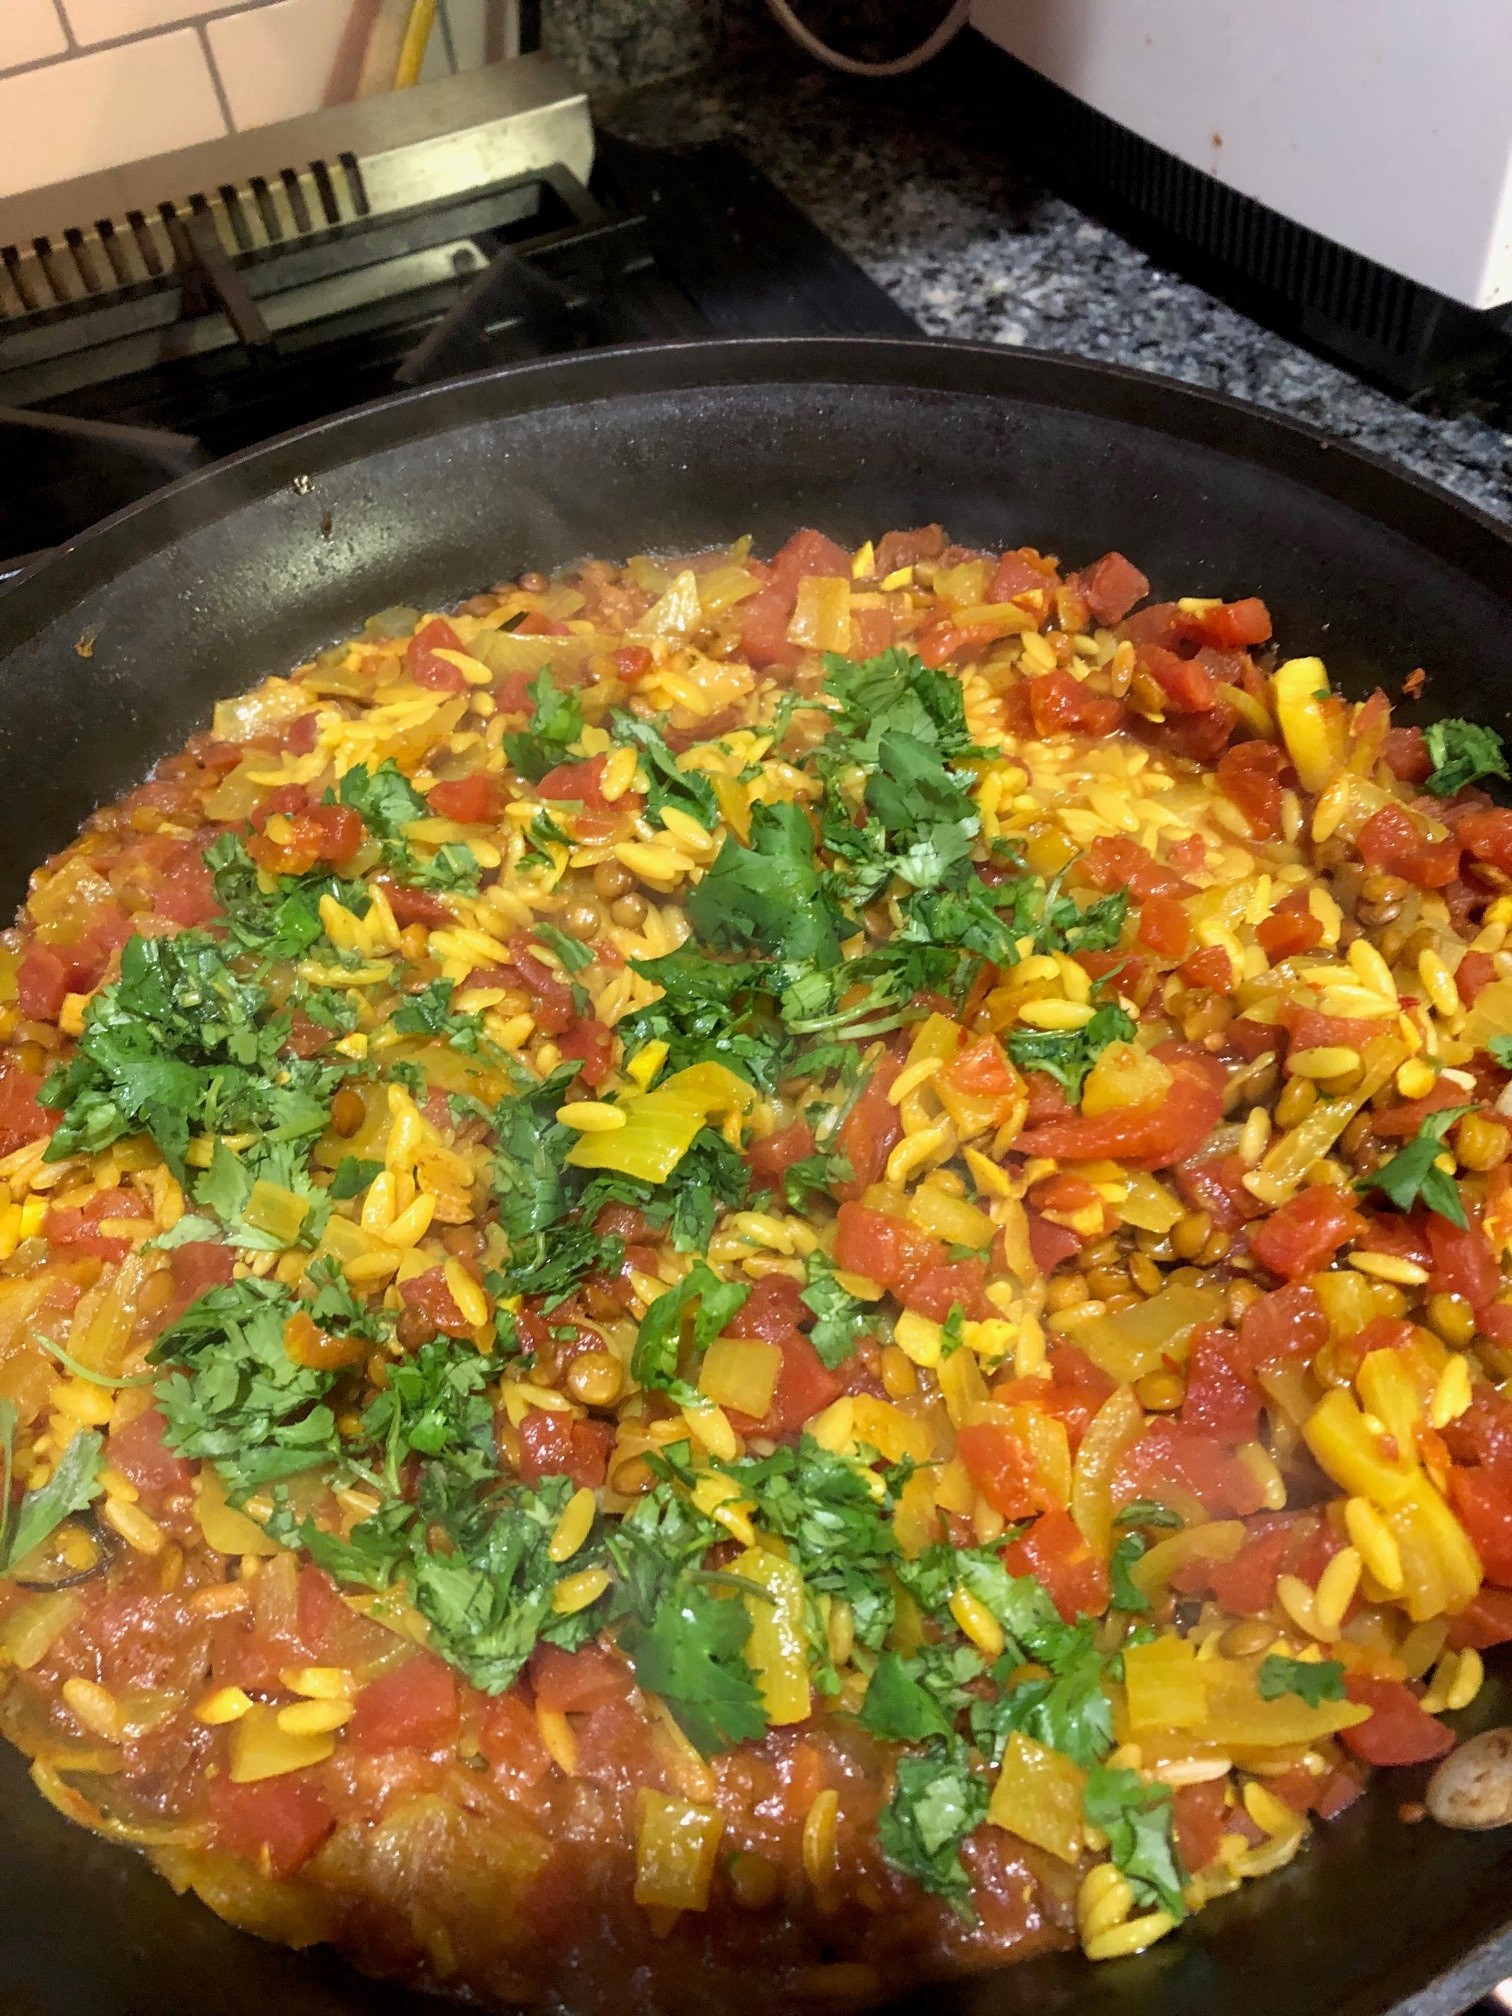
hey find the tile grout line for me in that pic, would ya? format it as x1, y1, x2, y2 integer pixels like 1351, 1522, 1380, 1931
198, 19, 238, 131
0, 2, 269, 83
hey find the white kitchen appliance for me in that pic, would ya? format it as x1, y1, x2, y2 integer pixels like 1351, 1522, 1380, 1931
970, 0, 1512, 381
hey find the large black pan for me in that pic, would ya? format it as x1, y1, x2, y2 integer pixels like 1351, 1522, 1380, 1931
0, 337, 1509, 2016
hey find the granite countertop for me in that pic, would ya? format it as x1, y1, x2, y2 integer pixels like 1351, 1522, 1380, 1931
600, 32, 1512, 527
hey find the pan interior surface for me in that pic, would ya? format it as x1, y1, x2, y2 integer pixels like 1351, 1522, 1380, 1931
0, 337, 1508, 2016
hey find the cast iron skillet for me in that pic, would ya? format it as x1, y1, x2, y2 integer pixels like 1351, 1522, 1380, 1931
0, 337, 1510, 2016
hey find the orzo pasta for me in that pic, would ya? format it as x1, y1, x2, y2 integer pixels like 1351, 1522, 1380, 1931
0, 522, 1507, 2010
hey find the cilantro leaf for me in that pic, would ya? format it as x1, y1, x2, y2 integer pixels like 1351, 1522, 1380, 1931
0, 1403, 104, 1574
491, 1065, 580, 1244
329, 1156, 382, 1200
863, 730, 979, 890
150, 1277, 344, 1497
860, 1645, 984, 1743
631, 1261, 751, 1403
532, 923, 594, 974
1257, 1653, 1346, 1706
782, 1146, 854, 1211
687, 802, 846, 969
504, 669, 584, 783
620, 947, 789, 1093
394, 977, 486, 1052
1490, 1036, 1512, 1069
1109, 1532, 1151, 1614
821, 647, 976, 765
617, 1575, 767, 1755
335, 758, 425, 836
610, 711, 720, 831
1008, 1003, 1137, 1102
204, 833, 368, 964
800, 1249, 870, 1369
1082, 1766, 1188, 1920
1355, 1104, 1474, 1227
876, 1736, 990, 1915
1423, 719, 1510, 799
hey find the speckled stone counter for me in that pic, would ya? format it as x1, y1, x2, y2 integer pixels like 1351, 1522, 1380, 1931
597, 33, 1512, 526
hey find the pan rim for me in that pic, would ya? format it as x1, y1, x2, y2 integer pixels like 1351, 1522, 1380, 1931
1, 334, 1508, 653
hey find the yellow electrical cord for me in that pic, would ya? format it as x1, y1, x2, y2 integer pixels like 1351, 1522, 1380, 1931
394, 0, 438, 88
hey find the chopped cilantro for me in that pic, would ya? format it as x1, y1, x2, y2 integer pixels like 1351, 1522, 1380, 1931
876, 1736, 990, 1915
782, 1145, 854, 1211
1008, 1003, 1137, 1102
329, 1155, 382, 1200
1109, 1531, 1151, 1614
1355, 1104, 1474, 1227
504, 669, 583, 783
688, 801, 846, 968
1257, 1653, 1346, 1706
860, 1645, 984, 1743
335, 758, 425, 835
1490, 1035, 1512, 1069
1423, 719, 1510, 799
631, 1261, 750, 1404
0, 1401, 103, 1574
394, 977, 486, 1052
799, 1249, 870, 1369
532, 922, 594, 974
1082, 1766, 1187, 1921
610, 711, 720, 831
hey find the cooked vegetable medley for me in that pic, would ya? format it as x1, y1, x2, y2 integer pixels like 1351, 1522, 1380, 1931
1, 524, 1509, 2010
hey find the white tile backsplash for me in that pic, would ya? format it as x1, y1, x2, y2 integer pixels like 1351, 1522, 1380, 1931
0, 28, 225, 198
0, 0, 511, 201
0, 0, 67, 70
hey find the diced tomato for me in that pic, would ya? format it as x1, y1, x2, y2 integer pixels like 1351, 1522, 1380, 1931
1003, 1506, 1109, 1621
1026, 670, 1124, 738
1458, 807, 1512, 876
1180, 945, 1234, 994
0, 1060, 56, 1149
17, 945, 71, 1021
348, 1651, 460, 1752
1072, 552, 1149, 626
107, 1407, 193, 1496
1446, 1586, 1512, 1649
44, 1186, 150, 1264
376, 874, 451, 929
958, 1422, 1053, 1519
748, 1118, 816, 1187
1248, 1188, 1364, 1282
1356, 803, 1460, 888
759, 1330, 847, 1439
1180, 1325, 1261, 1443
1226, 1016, 1285, 1062
406, 617, 467, 691
849, 605, 895, 657
1175, 1150, 1265, 1232
1115, 1419, 1264, 1517
1281, 1004, 1391, 1058
1184, 597, 1272, 650
1204, 1523, 1292, 1614
1216, 741, 1286, 839
877, 525, 946, 577
1256, 896, 1323, 962
1026, 1209, 1085, 1273
902, 1256, 990, 1323
1338, 1675, 1454, 1766
1382, 726, 1432, 784
247, 797, 365, 877
1449, 1468, 1512, 1585
427, 772, 504, 823
613, 644, 654, 686
507, 935, 578, 1036
1017, 1044, 1225, 1170
832, 1054, 903, 1198
1172, 1778, 1228, 1871
530, 1642, 632, 1715
834, 1202, 941, 1291
516, 1409, 613, 1488
725, 1272, 809, 1343
534, 753, 612, 807
478, 1687, 551, 1783
154, 851, 219, 926
209, 1774, 334, 1879
1426, 1214, 1501, 1318
988, 550, 1056, 603
1084, 835, 1191, 900
557, 1018, 614, 1087
1137, 892, 1191, 958
1456, 950, 1497, 1006
1236, 1282, 1329, 1370
1137, 641, 1219, 714
398, 1265, 472, 1340
737, 529, 852, 668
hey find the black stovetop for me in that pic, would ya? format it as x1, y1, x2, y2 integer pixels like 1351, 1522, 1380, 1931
0, 132, 916, 574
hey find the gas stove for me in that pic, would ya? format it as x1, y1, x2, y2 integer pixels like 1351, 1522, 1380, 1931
0, 52, 913, 574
